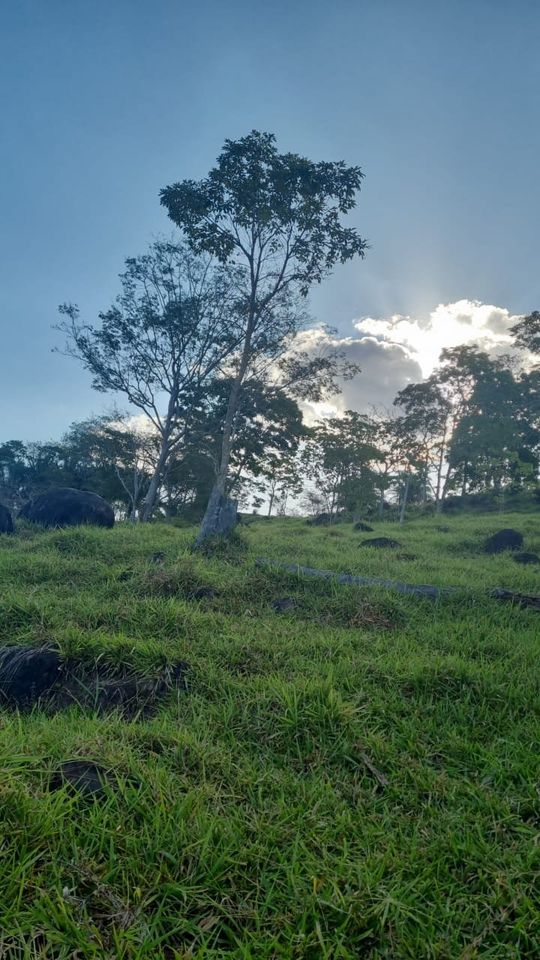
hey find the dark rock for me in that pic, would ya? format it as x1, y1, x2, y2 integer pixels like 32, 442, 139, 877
484, 528, 524, 554
49, 760, 111, 797
0, 503, 13, 534
354, 521, 374, 532
190, 586, 217, 601
307, 512, 348, 526
0, 646, 62, 705
360, 537, 402, 549
19, 488, 114, 529
169, 660, 190, 686
117, 569, 133, 581
272, 597, 297, 613
307, 512, 333, 526
513, 552, 540, 565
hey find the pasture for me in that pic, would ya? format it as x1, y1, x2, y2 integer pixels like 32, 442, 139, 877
0, 513, 539, 958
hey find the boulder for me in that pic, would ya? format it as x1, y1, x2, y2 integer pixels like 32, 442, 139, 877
513, 552, 540, 565
0, 503, 13, 534
0, 646, 62, 705
49, 760, 111, 797
49, 759, 141, 797
307, 512, 333, 526
361, 537, 401, 549
272, 597, 297, 613
484, 528, 523, 554
354, 521, 374, 532
19, 488, 114, 529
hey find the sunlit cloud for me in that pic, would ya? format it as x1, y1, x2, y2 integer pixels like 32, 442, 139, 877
353, 299, 520, 377
296, 300, 524, 421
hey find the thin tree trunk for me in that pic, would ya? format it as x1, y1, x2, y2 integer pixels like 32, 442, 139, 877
141, 438, 170, 522
267, 481, 276, 517
434, 420, 448, 513
399, 474, 411, 525
140, 386, 181, 523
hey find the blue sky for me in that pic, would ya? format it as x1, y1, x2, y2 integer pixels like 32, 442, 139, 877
1, 0, 539, 440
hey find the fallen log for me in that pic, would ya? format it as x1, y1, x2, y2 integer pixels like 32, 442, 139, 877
490, 588, 540, 611
256, 559, 540, 611
256, 559, 448, 600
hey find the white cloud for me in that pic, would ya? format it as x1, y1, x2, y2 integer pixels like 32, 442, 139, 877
297, 300, 523, 421
353, 299, 520, 378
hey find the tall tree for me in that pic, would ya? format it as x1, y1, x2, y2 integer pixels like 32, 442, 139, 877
56, 239, 241, 521
161, 130, 367, 543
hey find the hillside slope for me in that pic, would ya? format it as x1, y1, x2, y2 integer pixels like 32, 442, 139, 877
0, 514, 539, 958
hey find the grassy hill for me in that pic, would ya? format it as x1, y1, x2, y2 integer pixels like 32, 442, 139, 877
0, 513, 539, 958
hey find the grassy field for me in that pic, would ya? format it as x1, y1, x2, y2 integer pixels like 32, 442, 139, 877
0, 513, 539, 958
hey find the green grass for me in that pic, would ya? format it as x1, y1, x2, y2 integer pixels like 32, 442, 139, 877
0, 513, 539, 958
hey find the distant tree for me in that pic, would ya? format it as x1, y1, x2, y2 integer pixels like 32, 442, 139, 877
512, 310, 540, 356
161, 377, 308, 516
447, 364, 538, 497
56, 240, 241, 521
394, 378, 452, 511
161, 130, 367, 543
302, 411, 381, 519
264, 451, 304, 517
61, 416, 155, 519
0, 441, 29, 508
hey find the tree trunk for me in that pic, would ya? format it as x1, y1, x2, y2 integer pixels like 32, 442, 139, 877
141, 439, 170, 522
195, 315, 255, 546
434, 421, 448, 513
399, 474, 411, 525
267, 482, 276, 517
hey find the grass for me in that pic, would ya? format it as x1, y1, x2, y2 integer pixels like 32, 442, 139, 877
0, 512, 539, 958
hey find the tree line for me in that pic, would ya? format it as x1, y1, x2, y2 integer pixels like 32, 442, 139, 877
2, 318, 539, 522
2, 130, 539, 528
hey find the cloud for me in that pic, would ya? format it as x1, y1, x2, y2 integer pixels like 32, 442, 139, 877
297, 300, 523, 421
292, 326, 423, 422
353, 299, 520, 378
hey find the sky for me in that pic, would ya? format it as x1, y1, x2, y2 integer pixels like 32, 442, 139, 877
1, 0, 539, 441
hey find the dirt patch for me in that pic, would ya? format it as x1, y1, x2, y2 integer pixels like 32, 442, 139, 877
140, 565, 211, 599
0, 645, 189, 718
347, 602, 398, 630
196, 531, 248, 562
52, 659, 189, 718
